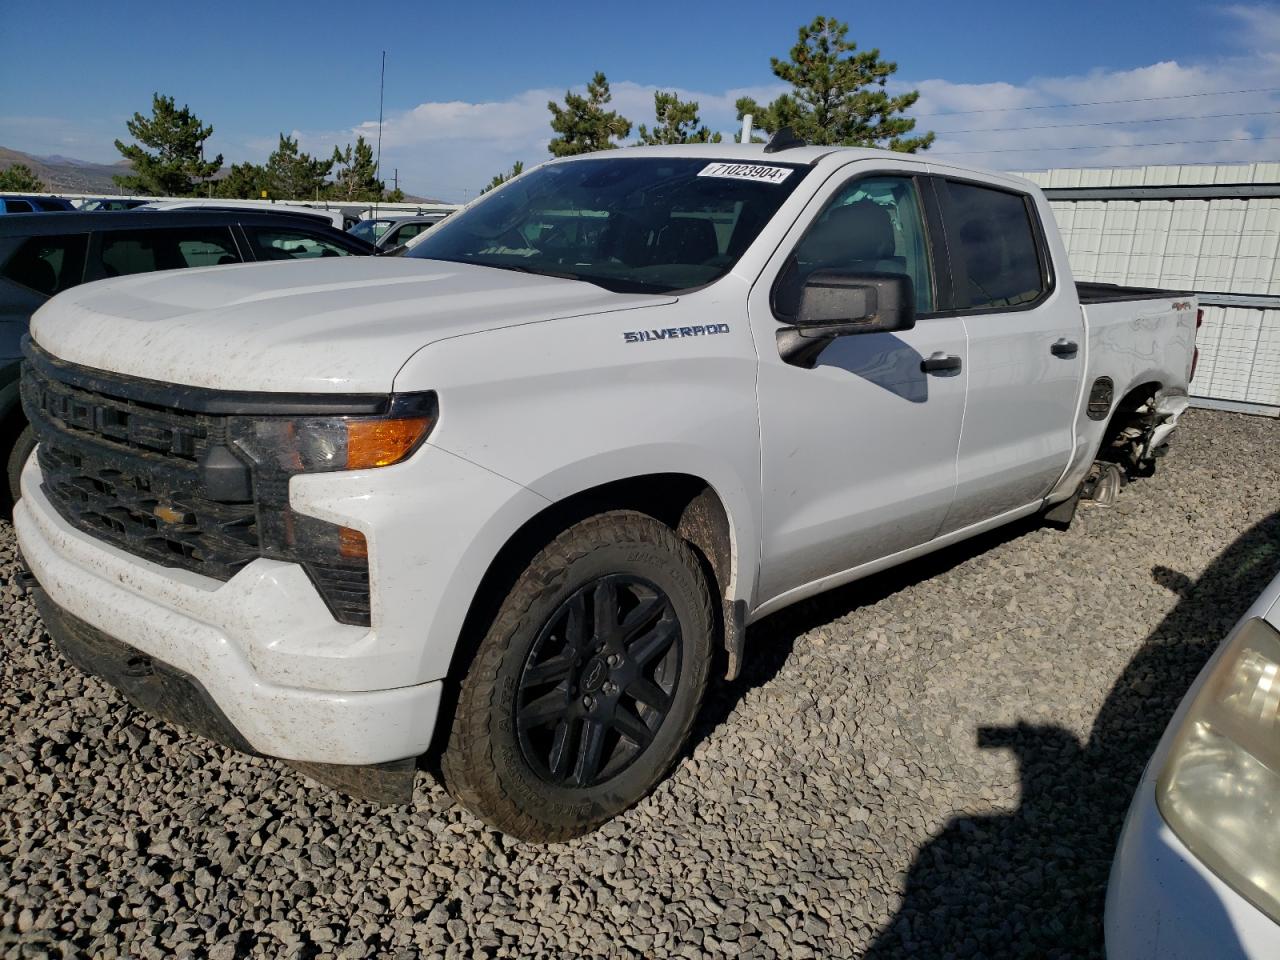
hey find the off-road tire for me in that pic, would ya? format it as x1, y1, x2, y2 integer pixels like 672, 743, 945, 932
5, 425, 34, 512
440, 510, 715, 842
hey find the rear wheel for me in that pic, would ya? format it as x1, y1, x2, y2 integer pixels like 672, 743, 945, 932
1081, 460, 1125, 506
441, 510, 715, 841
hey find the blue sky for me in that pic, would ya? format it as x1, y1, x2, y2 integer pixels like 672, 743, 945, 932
3, 1, 1279, 200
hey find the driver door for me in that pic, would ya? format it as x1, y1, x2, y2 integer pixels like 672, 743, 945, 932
750, 169, 968, 606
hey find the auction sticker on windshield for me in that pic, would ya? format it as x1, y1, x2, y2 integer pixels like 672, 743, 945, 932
697, 162, 794, 184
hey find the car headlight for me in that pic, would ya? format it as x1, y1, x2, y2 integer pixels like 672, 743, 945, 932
223, 392, 438, 621
235, 393, 438, 474
1156, 616, 1280, 922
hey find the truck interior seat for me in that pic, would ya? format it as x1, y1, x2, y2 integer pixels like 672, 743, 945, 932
653, 217, 719, 265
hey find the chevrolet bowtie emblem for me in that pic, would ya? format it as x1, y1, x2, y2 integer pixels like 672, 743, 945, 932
153, 504, 186, 525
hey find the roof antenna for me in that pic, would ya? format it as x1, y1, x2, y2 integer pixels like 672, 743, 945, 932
764, 126, 806, 153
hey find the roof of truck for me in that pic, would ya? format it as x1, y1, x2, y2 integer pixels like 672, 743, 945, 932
543, 143, 1040, 194
549, 142, 906, 166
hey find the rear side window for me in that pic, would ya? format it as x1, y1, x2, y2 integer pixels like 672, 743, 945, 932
942, 181, 1045, 309
1, 234, 89, 296
97, 226, 240, 277
244, 228, 355, 260
4, 200, 33, 213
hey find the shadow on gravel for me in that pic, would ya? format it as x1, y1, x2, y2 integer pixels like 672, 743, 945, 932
688, 514, 1046, 757
864, 510, 1280, 959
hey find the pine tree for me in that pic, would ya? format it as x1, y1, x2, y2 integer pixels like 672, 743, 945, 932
547, 73, 632, 157
735, 16, 933, 152
262, 134, 333, 200
0, 163, 46, 192
637, 92, 722, 145
481, 160, 524, 194
113, 93, 223, 195
328, 136, 384, 201
214, 162, 269, 199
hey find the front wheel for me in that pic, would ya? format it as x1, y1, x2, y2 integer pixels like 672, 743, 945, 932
441, 510, 715, 841
5, 424, 34, 512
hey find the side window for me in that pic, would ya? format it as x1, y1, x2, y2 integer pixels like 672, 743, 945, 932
1, 234, 89, 296
773, 175, 934, 319
97, 227, 240, 277
245, 228, 355, 260
942, 181, 1045, 309
5, 200, 34, 213
390, 222, 431, 245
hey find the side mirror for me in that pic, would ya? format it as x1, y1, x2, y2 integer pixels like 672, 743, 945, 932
796, 270, 916, 336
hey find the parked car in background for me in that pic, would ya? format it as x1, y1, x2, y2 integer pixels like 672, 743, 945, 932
14, 143, 1198, 841
1107, 565, 1280, 958
376, 215, 448, 251
1, 209, 374, 505
0, 196, 76, 214
139, 199, 346, 230
348, 213, 448, 248
77, 198, 151, 211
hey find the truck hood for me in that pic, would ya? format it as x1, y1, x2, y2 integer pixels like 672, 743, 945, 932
31, 257, 674, 394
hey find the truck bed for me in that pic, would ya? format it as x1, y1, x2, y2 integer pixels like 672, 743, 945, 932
1076, 281, 1194, 304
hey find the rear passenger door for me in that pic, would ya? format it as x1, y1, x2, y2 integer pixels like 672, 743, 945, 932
933, 177, 1085, 533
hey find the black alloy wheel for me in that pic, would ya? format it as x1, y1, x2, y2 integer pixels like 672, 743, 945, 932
440, 509, 716, 841
515, 574, 682, 788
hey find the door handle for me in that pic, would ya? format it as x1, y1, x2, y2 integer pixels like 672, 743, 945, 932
1051, 338, 1079, 358
920, 352, 962, 374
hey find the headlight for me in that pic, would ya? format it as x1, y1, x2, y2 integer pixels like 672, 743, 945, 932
234, 393, 438, 474
1156, 616, 1280, 922
223, 392, 438, 624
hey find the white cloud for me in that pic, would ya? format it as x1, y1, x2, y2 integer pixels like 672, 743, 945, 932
315, 5, 1280, 199
914, 49, 1280, 173
290, 80, 786, 201
7, 5, 1279, 199
1222, 3, 1280, 50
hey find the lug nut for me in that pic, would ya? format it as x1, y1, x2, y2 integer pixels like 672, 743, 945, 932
582, 695, 595, 709
603, 681, 618, 695
607, 654, 620, 667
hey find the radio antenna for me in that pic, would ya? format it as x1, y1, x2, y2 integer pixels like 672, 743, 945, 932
374, 50, 386, 213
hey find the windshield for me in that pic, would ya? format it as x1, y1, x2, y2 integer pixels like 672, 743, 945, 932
406, 157, 809, 293
349, 219, 392, 242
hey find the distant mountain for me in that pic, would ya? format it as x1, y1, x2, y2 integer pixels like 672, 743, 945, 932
1, 145, 448, 204
0, 146, 131, 195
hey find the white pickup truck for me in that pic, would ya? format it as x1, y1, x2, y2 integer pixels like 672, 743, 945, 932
14, 143, 1198, 840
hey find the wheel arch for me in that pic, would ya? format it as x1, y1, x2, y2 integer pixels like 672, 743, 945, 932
1098, 379, 1165, 457
434, 472, 745, 751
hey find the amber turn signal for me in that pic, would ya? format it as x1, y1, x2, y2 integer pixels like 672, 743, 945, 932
339, 526, 369, 559
345, 416, 433, 470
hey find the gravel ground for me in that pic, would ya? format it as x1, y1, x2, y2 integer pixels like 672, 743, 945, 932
2, 408, 1279, 960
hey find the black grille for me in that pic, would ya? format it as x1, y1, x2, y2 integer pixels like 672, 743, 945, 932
33, 370, 215, 461
39, 441, 260, 580
21, 354, 372, 626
